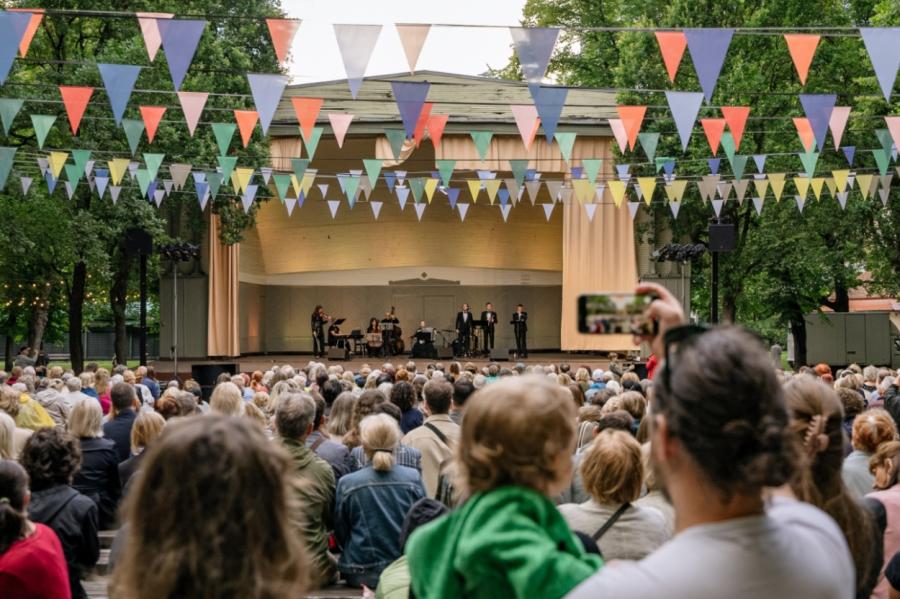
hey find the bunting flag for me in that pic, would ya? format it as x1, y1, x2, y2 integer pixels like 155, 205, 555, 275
842, 146, 856, 166
370, 200, 383, 220
556, 131, 577, 163
608, 118, 628, 153
829, 107, 851, 150
784, 34, 820, 85
392, 81, 430, 138
684, 28, 734, 101
795, 195, 806, 213
700, 118, 726, 154
793, 117, 815, 152
581, 159, 602, 185
157, 19, 206, 90
769, 173, 787, 200
241, 184, 258, 213
0, 12, 32, 84
59, 86, 94, 135
173, 91, 207, 137
457, 202, 469, 222
446, 187, 460, 209
798, 149, 819, 176
97, 64, 141, 124
860, 28, 900, 102
248, 73, 288, 134
143, 153, 164, 180
436, 159, 455, 187
217, 156, 237, 183
20, 175, 31, 195
666, 92, 704, 151
333, 24, 382, 98
328, 113, 354, 148
532, 86, 568, 143
396, 186, 410, 210
670, 200, 681, 218
0, 147, 15, 191
234, 110, 259, 148
108, 158, 129, 185
273, 173, 292, 201
510, 27, 559, 84
426, 114, 448, 149
752, 154, 767, 173
266, 18, 302, 65
511, 105, 540, 150
136, 13, 174, 61
471, 131, 493, 162
211, 123, 236, 155
396, 24, 430, 73
363, 158, 383, 188
655, 31, 687, 82
541, 202, 554, 221
414, 203, 426, 221
303, 126, 323, 159
627, 201, 640, 220
0, 98, 24, 134
139, 106, 166, 143
665, 180, 688, 202
721, 106, 750, 151
617, 106, 647, 151
412, 102, 433, 147
9, 8, 44, 58
885, 116, 900, 155
799, 93, 836, 151
292, 97, 324, 141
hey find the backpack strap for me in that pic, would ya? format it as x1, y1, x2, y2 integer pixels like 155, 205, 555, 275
309, 434, 327, 452
592, 502, 631, 542
424, 422, 451, 448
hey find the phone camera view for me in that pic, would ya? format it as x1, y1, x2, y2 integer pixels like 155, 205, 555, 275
578, 293, 655, 336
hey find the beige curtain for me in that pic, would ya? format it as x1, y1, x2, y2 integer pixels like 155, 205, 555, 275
269, 137, 304, 172
207, 214, 241, 357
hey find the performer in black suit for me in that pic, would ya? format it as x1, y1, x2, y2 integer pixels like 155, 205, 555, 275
481, 302, 497, 353
455, 303, 473, 357
511, 304, 528, 358
310, 305, 329, 357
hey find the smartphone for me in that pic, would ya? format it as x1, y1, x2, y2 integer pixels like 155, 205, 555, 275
577, 292, 658, 336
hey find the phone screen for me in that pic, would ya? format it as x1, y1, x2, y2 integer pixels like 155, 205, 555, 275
578, 293, 657, 335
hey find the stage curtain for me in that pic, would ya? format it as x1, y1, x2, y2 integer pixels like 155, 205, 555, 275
207, 213, 241, 357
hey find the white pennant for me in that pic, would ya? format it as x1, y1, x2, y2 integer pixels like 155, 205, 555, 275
285, 196, 297, 216
500, 204, 512, 222
795, 195, 805, 213
95, 176, 109, 199
711, 198, 724, 216
110, 186, 122, 204
879, 187, 890, 207
584, 203, 598, 222
414, 202, 426, 221
669, 201, 681, 219
457, 202, 469, 221
836, 191, 848, 210
542, 203, 554, 221
20, 176, 31, 195
154, 189, 166, 207
260, 167, 273, 185
65, 181, 76, 200
370, 200, 383, 220
242, 184, 258, 213
752, 197, 764, 215
396, 186, 410, 210
627, 201, 640, 220
327, 199, 340, 218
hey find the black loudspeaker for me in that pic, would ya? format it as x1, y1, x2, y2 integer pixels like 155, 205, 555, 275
327, 347, 349, 361
124, 228, 153, 256
191, 363, 237, 400
490, 348, 509, 361
436, 346, 453, 359
708, 223, 736, 252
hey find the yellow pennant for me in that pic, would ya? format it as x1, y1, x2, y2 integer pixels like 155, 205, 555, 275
832, 169, 849, 193
572, 179, 594, 203
467, 179, 482, 203
484, 179, 502, 205
793, 176, 810, 199
48, 151, 68, 179
810, 177, 825, 200
768, 173, 786, 201
856, 174, 875, 198
664, 180, 687, 202
637, 177, 656, 206
752, 178, 769, 199
424, 178, 438, 203
300, 172, 316, 196
608, 180, 627, 208
108, 158, 130, 186
234, 168, 254, 194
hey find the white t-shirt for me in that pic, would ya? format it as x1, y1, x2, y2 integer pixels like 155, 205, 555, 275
565, 499, 854, 599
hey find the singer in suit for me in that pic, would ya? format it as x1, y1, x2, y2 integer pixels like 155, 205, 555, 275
455, 303, 473, 356
511, 304, 528, 358
481, 302, 497, 352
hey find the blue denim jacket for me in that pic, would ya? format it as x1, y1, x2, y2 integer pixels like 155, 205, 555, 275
334, 464, 426, 588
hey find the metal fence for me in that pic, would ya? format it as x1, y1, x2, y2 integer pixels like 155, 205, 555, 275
2, 329, 159, 362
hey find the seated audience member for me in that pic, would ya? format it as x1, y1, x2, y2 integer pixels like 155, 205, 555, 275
0, 393, 32, 458
305, 393, 351, 480
275, 392, 336, 586
559, 429, 669, 561
69, 399, 121, 529
838, 387, 867, 452
0, 460, 71, 598
401, 380, 460, 497
867, 441, 900, 599
209, 382, 244, 416
0, 413, 18, 460
63, 377, 92, 411
566, 284, 854, 599
95, 370, 112, 415
20, 429, 99, 599
335, 414, 426, 589
407, 376, 603, 599
139, 366, 161, 401
344, 389, 388, 449
784, 376, 882, 598
843, 409, 897, 499
376, 498, 449, 599
391, 381, 423, 434
104, 383, 138, 463
327, 392, 356, 445
450, 380, 474, 425
118, 412, 166, 492
34, 387, 70, 430
634, 443, 675, 535
4, 385, 54, 431
110, 416, 309, 597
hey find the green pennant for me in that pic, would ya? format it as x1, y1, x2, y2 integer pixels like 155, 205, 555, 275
363, 158, 383, 188
273, 173, 292, 201
207, 172, 223, 199
729, 155, 748, 180
721, 132, 736, 162
212, 123, 236, 155
436, 159, 456, 187
64, 163, 83, 184
872, 149, 891, 176
638, 132, 659, 164
875, 129, 893, 155
143, 153, 164, 180
217, 156, 238, 184
409, 177, 426, 203
384, 128, 406, 160
136, 169, 152, 196
302, 126, 323, 160
290, 158, 309, 181
31, 115, 56, 150
0, 99, 24, 135
72, 149, 91, 176
344, 175, 360, 205
0, 147, 16, 191
655, 157, 673, 173
470, 131, 493, 162
582, 158, 602, 184
798, 150, 819, 176
122, 119, 144, 156
554, 132, 577, 163
508, 159, 529, 187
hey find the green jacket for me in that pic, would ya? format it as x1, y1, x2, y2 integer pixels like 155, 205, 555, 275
407, 485, 603, 599
281, 437, 336, 585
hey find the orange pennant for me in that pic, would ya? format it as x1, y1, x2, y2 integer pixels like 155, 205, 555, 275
266, 19, 302, 65
139, 106, 167, 143
9, 8, 44, 57
721, 106, 750, 152
655, 31, 687, 83
291, 97, 323, 140
59, 86, 94, 135
413, 102, 433, 147
700, 118, 727, 155
617, 106, 647, 151
784, 34, 819, 86
234, 110, 259, 147
427, 114, 449, 150
792, 117, 815, 152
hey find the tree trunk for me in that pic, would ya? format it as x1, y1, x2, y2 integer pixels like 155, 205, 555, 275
27, 304, 49, 355
68, 261, 87, 374
830, 281, 850, 313
3, 310, 16, 371
721, 292, 738, 324
789, 316, 808, 368
110, 251, 131, 367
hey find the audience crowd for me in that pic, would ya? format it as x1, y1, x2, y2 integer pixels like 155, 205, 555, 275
0, 284, 899, 598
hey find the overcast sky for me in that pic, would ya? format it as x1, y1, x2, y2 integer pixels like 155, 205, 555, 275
282, 0, 528, 82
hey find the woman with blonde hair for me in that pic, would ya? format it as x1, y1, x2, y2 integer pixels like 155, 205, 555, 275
94, 369, 112, 415
0, 411, 17, 459
209, 382, 243, 416
68, 399, 120, 528
110, 416, 309, 598
118, 411, 166, 491
843, 409, 898, 498
327, 392, 356, 444
334, 413, 426, 589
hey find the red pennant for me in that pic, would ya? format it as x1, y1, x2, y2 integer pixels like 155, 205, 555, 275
721, 106, 750, 152
139, 106, 167, 143
59, 86, 94, 135
234, 110, 259, 148
511, 105, 540, 150
291, 97, 324, 140
700, 118, 727, 155
427, 114, 449, 150
617, 106, 647, 151
792, 117, 815, 152
413, 102, 433, 147
784, 34, 820, 85
266, 19, 301, 65
8, 8, 44, 57
655, 31, 687, 82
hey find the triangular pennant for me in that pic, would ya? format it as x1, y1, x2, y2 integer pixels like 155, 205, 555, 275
65, 180, 77, 200
860, 28, 900, 102
617, 106, 646, 151
832, 169, 850, 193
665, 180, 688, 202
19, 175, 31, 195
843, 146, 856, 166
532, 86, 568, 143
302, 126, 324, 160
638, 132, 659, 163
545, 180, 564, 202
95, 173, 109, 198
810, 177, 825, 200
368, 200, 382, 220
143, 153, 164, 180
173, 91, 207, 137
627, 201, 640, 220
396, 186, 410, 210
234, 110, 258, 148
207, 172, 223, 199
733, 178, 750, 203
413, 103, 434, 148
768, 173, 786, 201
793, 176, 811, 199
72, 149, 91, 175
384, 128, 406, 160
553, 131, 576, 163
829, 107, 851, 150
457, 202, 470, 222
510, 27, 560, 83
247, 73, 288, 134
291, 158, 310, 182
511, 104, 540, 150
711, 198, 724, 217
684, 28, 734, 101
836, 191, 849, 209
857, 173, 875, 197
730, 155, 748, 180
753, 154, 767, 174
363, 158, 383, 188
333, 24, 382, 98
583, 203, 598, 222
284, 196, 296, 216
259, 166, 272, 186
9, 9, 43, 59
525, 180, 542, 205
0, 147, 15, 191
784, 34, 820, 85
108, 158, 129, 186
31, 114, 55, 149
655, 31, 687, 82
720, 133, 736, 161
753, 176, 769, 199
59, 86, 93, 134
411, 201, 426, 221
484, 179, 502, 205
0, 98, 24, 135
396, 24, 431, 73
879, 186, 891, 207
751, 196, 763, 214
44, 171, 57, 194
426, 113, 448, 149
48, 151, 68, 179
446, 187, 461, 209
793, 117, 815, 152
542, 203, 555, 221
135, 169, 151, 197
795, 195, 806, 213
798, 150, 819, 176
327, 199, 340, 218
328, 113, 354, 148
234, 167, 254, 194
721, 106, 750, 151
499, 204, 512, 222
436, 159, 455, 187
670, 200, 681, 219
157, 19, 206, 91
581, 159, 602, 185
122, 118, 144, 155
0, 12, 32, 84
637, 176, 656, 205
885, 116, 900, 157
392, 81, 430, 138
273, 173, 292, 201
139, 105, 166, 143
266, 18, 301, 65
700, 118, 726, 154
471, 131, 494, 162
666, 92, 704, 151
217, 156, 237, 184
136, 13, 173, 61
608, 180, 627, 207
799, 94, 836, 151
292, 97, 324, 141
98, 64, 141, 124
873, 149, 891, 176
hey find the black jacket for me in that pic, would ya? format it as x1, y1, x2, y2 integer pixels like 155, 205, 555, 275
511, 311, 528, 332
481, 310, 497, 329
28, 485, 100, 599
103, 408, 137, 463
73, 436, 122, 529
455, 311, 473, 333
